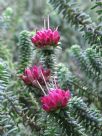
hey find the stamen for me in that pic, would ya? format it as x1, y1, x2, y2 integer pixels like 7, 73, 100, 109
48, 15, 50, 29
56, 26, 59, 30
36, 80, 46, 95
44, 19, 46, 29
41, 70, 49, 91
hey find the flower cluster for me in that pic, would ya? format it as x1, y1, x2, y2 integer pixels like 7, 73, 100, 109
31, 28, 60, 48
41, 89, 71, 112
20, 65, 50, 86
20, 25, 71, 113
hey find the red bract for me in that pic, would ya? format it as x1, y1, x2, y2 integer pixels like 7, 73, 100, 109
20, 65, 50, 86
31, 28, 60, 48
41, 89, 71, 112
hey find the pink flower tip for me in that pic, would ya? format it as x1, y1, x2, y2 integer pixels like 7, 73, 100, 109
41, 89, 71, 112
31, 28, 60, 48
19, 65, 51, 86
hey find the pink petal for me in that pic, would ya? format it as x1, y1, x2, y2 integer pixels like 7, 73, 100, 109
31, 37, 36, 43
32, 66, 39, 79
53, 30, 60, 44
42, 104, 50, 112
25, 68, 34, 83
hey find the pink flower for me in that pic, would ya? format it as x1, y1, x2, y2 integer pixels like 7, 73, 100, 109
20, 65, 51, 86
19, 68, 34, 85
31, 28, 60, 48
41, 89, 71, 112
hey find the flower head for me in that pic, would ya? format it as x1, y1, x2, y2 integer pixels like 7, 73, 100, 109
31, 28, 60, 48
41, 89, 71, 112
20, 65, 50, 86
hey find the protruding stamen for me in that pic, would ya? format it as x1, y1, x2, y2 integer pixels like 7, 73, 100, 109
44, 19, 46, 29
41, 70, 49, 91
56, 26, 59, 30
36, 80, 46, 95
48, 15, 50, 29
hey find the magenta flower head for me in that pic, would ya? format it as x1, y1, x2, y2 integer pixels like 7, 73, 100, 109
31, 28, 60, 48
41, 89, 71, 112
20, 65, 51, 86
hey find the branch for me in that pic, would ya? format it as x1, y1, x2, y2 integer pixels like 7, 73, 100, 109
49, 0, 102, 48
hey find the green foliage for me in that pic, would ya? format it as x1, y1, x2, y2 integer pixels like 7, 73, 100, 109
68, 96, 102, 136
39, 47, 58, 78
18, 30, 33, 74
51, 110, 87, 136
70, 45, 102, 107
49, 0, 102, 53
92, 1, 102, 21
57, 51, 102, 109
0, 59, 18, 136
85, 47, 102, 76
71, 45, 102, 80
